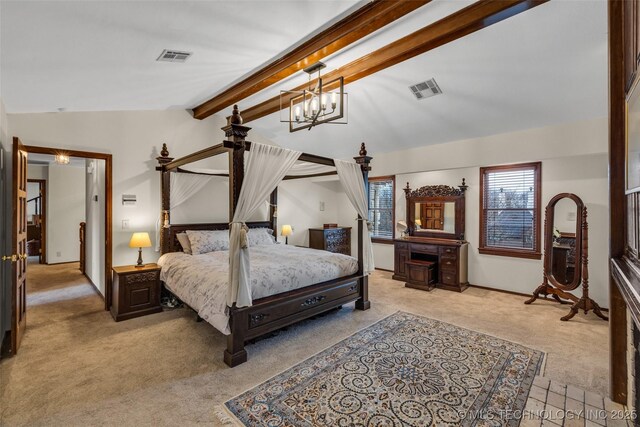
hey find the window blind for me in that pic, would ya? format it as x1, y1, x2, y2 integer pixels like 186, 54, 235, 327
368, 178, 394, 239
482, 167, 537, 250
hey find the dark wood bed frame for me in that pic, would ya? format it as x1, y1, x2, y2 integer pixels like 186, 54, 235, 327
156, 106, 371, 367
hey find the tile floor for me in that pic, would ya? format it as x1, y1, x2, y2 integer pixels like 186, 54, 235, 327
518, 377, 636, 427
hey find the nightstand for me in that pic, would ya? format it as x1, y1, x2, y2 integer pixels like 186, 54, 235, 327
111, 264, 162, 321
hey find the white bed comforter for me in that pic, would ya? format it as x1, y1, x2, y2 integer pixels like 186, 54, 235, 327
157, 244, 359, 334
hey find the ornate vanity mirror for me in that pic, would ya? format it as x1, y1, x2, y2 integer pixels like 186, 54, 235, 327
525, 193, 608, 321
403, 179, 468, 240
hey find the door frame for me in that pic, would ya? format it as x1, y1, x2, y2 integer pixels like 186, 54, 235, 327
23, 145, 113, 310
26, 178, 47, 264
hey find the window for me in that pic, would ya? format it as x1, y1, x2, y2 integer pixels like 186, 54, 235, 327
479, 162, 541, 259
368, 176, 395, 243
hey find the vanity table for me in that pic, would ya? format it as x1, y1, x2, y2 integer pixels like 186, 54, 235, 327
392, 181, 469, 292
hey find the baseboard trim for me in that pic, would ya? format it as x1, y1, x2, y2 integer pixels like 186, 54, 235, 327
375, 267, 393, 273
468, 283, 609, 311
467, 283, 533, 298
44, 260, 81, 266
84, 274, 105, 300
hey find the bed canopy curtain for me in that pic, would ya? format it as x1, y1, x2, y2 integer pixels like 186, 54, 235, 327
155, 173, 214, 251
228, 142, 302, 307
335, 159, 375, 274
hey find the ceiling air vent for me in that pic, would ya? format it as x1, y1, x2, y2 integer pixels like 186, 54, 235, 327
409, 78, 442, 100
156, 49, 192, 63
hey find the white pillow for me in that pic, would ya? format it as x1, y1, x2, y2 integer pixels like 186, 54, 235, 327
248, 228, 276, 246
186, 229, 230, 255
176, 233, 192, 255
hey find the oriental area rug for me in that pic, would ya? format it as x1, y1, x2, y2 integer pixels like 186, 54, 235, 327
217, 311, 544, 427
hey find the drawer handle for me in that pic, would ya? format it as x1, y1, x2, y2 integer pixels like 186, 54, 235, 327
446, 261, 452, 265
348, 284, 357, 293
301, 295, 326, 307
249, 313, 269, 326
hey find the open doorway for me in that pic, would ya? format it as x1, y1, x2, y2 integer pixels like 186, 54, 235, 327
26, 179, 46, 264
8, 141, 112, 356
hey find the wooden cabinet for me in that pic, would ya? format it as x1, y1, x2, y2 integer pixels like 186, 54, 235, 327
392, 237, 468, 292
309, 227, 351, 256
111, 264, 162, 321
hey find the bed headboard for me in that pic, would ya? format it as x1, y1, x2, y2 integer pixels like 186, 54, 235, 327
164, 221, 273, 254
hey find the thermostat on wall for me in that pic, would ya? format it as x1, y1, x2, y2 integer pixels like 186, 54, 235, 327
122, 194, 137, 205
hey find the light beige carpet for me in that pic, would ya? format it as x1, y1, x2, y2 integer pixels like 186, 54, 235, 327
0, 262, 609, 426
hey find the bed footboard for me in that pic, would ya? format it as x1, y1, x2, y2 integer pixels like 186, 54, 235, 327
224, 274, 369, 367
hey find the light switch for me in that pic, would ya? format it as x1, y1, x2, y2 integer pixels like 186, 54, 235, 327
122, 219, 130, 230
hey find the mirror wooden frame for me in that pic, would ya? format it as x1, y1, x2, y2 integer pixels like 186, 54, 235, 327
403, 180, 467, 240
544, 193, 583, 291
525, 193, 608, 321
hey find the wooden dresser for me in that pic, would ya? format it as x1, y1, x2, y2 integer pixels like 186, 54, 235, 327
393, 237, 468, 292
309, 227, 351, 256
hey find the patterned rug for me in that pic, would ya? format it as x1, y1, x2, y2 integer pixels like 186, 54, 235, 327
217, 312, 544, 426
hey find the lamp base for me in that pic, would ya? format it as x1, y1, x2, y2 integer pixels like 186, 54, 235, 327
135, 248, 144, 267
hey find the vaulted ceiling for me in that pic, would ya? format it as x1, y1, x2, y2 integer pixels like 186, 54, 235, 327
0, 0, 607, 158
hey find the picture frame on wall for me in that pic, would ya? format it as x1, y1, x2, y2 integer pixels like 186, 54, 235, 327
627, 76, 640, 193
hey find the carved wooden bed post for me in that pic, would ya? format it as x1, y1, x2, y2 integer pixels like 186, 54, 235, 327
222, 105, 251, 219
354, 142, 372, 310
156, 143, 174, 254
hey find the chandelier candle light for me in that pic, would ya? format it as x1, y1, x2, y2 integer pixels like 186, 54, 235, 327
280, 62, 347, 132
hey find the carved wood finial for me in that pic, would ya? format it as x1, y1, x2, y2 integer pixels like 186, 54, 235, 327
403, 182, 411, 197
160, 143, 169, 158
359, 143, 367, 156
229, 104, 243, 125
459, 178, 468, 192
156, 143, 174, 165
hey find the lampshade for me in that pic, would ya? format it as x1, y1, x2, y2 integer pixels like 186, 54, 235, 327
129, 232, 152, 248
414, 219, 422, 227
281, 224, 293, 237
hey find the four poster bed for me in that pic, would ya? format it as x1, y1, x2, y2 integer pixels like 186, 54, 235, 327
155, 106, 373, 367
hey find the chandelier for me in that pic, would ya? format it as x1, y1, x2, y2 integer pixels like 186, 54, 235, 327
280, 62, 347, 132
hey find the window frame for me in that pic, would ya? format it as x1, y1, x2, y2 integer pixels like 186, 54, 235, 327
479, 162, 542, 259
368, 175, 395, 244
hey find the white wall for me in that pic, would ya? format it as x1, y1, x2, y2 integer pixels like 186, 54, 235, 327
85, 159, 105, 294
47, 164, 85, 263
363, 117, 610, 307
277, 179, 343, 246
27, 164, 47, 180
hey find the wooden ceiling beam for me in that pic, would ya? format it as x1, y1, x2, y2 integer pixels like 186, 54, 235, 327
192, 0, 431, 120
238, 0, 548, 124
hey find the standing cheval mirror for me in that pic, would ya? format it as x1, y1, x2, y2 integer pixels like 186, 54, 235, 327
524, 193, 608, 321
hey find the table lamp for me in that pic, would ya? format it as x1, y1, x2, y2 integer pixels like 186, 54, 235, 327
129, 232, 152, 267
414, 219, 422, 229
281, 224, 293, 244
